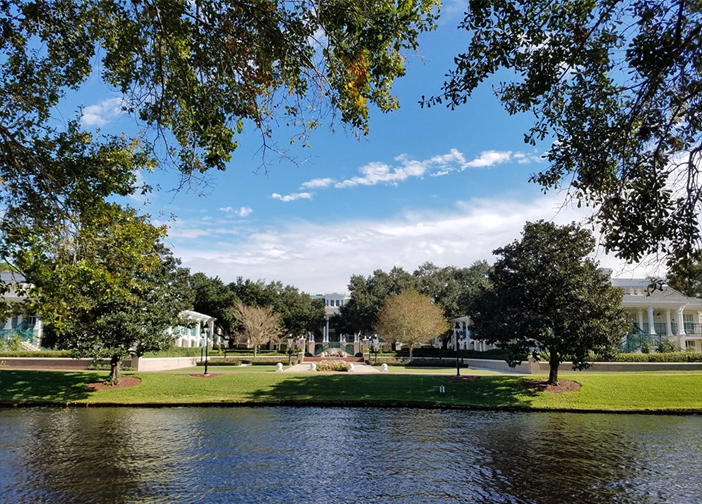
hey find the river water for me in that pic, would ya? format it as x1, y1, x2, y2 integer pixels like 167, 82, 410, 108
0, 407, 699, 504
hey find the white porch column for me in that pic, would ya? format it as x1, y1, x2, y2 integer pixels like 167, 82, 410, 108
637, 310, 644, 329
677, 306, 686, 335
308, 331, 313, 343
647, 306, 656, 334
665, 310, 672, 335
324, 320, 329, 342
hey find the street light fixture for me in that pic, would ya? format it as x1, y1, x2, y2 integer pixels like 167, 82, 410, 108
287, 334, 295, 366
372, 333, 379, 365
454, 322, 461, 377
202, 321, 210, 376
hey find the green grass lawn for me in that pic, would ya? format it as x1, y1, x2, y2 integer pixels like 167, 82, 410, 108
172, 365, 281, 373
0, 370, 700, 412
373, 366, 505, 375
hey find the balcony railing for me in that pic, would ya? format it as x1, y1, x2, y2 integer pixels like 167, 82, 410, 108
639, 322, 701, 335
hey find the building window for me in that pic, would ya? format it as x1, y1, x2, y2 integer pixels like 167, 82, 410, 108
685, 340, 698, 352
335, 300, 340, 307
684, 313, 694, 333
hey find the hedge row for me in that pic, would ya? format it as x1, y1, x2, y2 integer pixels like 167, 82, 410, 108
591, 352, 702, 363
196, 359, 294, 366
373, 349, 509, 360
144, 347, 288, 358
0, 350, 73, 358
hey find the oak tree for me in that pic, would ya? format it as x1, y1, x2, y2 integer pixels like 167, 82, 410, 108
471, 221, 629, 385
429, 0, 702, 277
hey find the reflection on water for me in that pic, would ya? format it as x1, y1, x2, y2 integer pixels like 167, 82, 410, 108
0, 407, 700, 503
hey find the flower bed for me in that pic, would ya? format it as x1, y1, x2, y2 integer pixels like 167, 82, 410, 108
315, 360, 348, 372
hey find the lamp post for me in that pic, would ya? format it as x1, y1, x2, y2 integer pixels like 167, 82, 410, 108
287, 334, 294, 366
454, 322, 461, 377
202, 321, 210, 376
372, 334, 379, 365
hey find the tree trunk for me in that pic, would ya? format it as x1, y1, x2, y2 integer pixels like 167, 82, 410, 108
108, 355, 122, 385
409, 345, 414, 361
254, 346, 257, 359
547, 353, 560, 386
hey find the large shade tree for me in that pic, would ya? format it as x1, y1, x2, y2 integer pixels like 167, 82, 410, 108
471, 221, 629, 385
376, 289, 449, 359
429, 0, 702, 279
12, 204, 193, 384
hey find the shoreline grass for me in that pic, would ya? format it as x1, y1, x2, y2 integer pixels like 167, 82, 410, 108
0, 370, 700, 413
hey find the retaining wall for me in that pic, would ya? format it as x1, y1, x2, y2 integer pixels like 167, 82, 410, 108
538, 361, 702, 373
0, 357, 132, 370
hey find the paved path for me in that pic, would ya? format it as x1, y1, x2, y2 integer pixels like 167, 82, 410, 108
285, 362, 380, 374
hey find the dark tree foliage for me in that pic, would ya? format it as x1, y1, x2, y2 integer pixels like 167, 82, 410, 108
228, 278, 325, 337
13, 204, 193, 384
338, 267, 419, 336
428, 0, 702, 277
188, 272, 238, 335
471, 221, 629, 385
667, 260, 702, 298
337, 262, 492, 337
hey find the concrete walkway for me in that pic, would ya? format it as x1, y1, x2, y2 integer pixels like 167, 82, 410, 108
285, 362, 380, 373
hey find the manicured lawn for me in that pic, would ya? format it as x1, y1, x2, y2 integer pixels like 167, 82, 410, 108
172, 365, 281, 373
373, 366, 504, 375
0, 370, 700, 412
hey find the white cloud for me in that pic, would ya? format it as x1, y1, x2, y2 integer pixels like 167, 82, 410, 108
272, 192, 313, 202
464, 150, 513, 168
173, 193, 644, 293
324, 148, 538, 189
219, 206, 253, 217
301, 178, 335, 189
81, 97, 125, 126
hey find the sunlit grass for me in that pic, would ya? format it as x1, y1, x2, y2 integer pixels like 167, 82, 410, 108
0, 370, 700, 412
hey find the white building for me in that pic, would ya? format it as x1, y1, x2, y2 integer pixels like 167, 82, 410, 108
170, 310, 218, 348
0, 272, 42, 350
1, 272, 217, 350
309, 292, 359, 355
615, 278, 702, 352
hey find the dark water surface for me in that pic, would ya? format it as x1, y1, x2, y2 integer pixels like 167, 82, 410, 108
0, 407, 700, 504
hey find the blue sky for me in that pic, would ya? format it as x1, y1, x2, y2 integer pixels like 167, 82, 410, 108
60, 3, 649, 293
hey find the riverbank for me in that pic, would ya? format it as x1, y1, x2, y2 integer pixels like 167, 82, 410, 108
0, 370, 701, 413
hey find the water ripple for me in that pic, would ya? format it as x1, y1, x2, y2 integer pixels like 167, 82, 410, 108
0, 408, 699, 503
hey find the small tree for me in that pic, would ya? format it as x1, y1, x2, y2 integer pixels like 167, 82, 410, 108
471, 221, 629, 385
376, 290, 449, 360
232, 301, 282, 358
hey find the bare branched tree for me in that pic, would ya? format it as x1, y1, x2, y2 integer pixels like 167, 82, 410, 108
232, 301, 282, 358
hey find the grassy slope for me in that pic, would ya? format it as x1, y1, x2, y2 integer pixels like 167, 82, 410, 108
0, 370, 701, 412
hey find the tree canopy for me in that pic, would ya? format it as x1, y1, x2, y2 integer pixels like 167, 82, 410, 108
189, 272, 238, 335
376, 289, 449, 359
429, 0, 702, 277
471, 221, 629, 385
15, 204, 193, 384
228, 277, 324, 338
337, 262, 491, 336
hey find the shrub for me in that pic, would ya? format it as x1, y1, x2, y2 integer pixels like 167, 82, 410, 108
315, 360, 348, 372
7, 334, 22, 352
640, 342, 651, 354
657, 339, 680, 353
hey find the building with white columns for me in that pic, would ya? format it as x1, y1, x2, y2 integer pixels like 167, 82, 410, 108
614, 279, 702, 352
170, 310, 218, 348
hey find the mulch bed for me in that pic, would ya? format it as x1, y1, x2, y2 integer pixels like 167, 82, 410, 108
523, 379, 581, 394
87, 376, 141, 391
444, 376, 481, 382
189, 373, 222, 378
